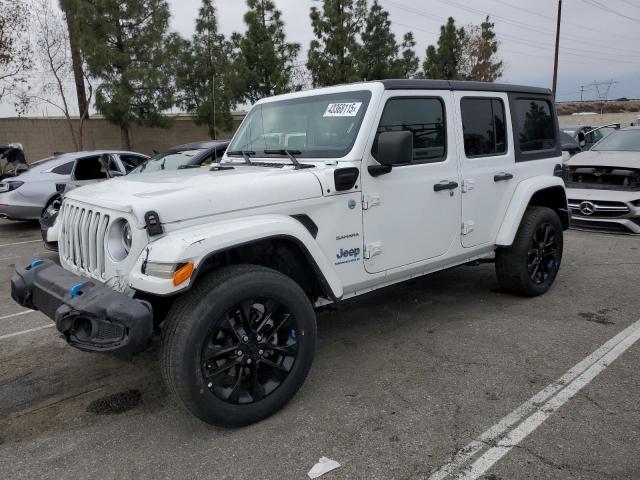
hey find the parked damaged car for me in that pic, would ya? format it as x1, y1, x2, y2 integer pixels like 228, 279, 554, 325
564, 127, 640, 234
131, 140, 229, 174
562, 124, 619, 151
0, 150, 148, 222
41, 141, 229, 250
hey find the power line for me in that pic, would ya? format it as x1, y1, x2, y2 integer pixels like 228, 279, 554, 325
382, 0, 640, 65
581, 0, 640, 24
489, 0, 640, 43
384, 0, 640, 59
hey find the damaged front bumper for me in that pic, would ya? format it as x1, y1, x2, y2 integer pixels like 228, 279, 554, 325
11, 259, 153, 354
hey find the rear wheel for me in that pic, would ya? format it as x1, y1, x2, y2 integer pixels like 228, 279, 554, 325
161, 264, 316, 427
495, 206, 563, 296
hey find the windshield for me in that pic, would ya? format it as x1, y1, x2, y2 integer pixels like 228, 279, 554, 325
133, 149, 205, 173
592, 130, 640, 152
227, 90, 372, 158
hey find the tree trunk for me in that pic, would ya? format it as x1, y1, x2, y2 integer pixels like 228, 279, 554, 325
121, 126, 131, 150
64, 12, 90, 120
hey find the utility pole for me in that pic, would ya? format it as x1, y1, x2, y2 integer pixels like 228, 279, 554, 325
580, 84, 585, 102
552, 0, 562, 100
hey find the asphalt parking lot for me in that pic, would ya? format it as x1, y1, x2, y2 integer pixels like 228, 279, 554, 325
0, 219, 639, 479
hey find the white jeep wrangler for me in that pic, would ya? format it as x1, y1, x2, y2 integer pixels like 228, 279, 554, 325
12, 80, 568, 427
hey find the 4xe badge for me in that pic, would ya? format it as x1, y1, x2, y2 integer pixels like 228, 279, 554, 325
335, 247, 361, 265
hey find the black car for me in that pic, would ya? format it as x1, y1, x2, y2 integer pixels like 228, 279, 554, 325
133, 140, 230, 173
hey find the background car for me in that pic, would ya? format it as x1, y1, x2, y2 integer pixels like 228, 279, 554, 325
41, 141, 229, 251
132, 140, 229, 173
564, 126, 640, 234
0, 150, 148, 221
562, 124, 619, 150
559, 131, 582, 162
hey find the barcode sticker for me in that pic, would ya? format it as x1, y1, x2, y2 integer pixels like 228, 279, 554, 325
323, 102, 362, 117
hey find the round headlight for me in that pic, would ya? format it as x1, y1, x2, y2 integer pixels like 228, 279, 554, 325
107, 219, 132, 262
121, 220, 132, 254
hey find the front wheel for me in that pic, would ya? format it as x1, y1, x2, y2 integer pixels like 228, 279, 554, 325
495, 206, 563, 297
160, 264, 316, 427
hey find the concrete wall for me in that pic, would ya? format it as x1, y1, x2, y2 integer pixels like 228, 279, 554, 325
0, 114, 245, 163
558, 111, 640, 128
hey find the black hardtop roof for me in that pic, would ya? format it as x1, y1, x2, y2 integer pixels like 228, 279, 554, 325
380, 79, 551, 96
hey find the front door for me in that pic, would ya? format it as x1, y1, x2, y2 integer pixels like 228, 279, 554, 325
362, 92, 460, 274
454, 92, 517, 248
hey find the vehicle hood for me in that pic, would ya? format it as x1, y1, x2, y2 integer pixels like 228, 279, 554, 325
565, 150, 640, 169
64, 165, 324, 224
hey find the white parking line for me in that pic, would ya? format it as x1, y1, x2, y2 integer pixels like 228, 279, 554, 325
429, 318, 640, 480
0, 323, 54, 341
0, 310, 35, 321
0, 239, 41, 248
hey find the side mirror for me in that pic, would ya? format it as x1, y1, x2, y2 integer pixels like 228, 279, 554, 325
577, 131, 586, 148
369, 131, 413, 177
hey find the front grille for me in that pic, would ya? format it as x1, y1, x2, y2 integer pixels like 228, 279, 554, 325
568, 199, 630, 218
59, 201, 110, 278
571, 218, 635, 234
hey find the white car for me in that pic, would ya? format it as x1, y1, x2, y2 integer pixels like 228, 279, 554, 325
565, 127, 640, 234
12, 80, 568, 427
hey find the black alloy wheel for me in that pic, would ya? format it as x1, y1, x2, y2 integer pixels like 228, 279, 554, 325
527, 222, 560, 284
202, 298, 299, 405
161, 264, 316, 427
495, 206, 564, 297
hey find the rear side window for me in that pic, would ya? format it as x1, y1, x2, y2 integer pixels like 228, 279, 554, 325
514, 99, 555, 152
51, 161, 74, 175
461, 98, 507, 157
374, 97, 446, 164
119, 154, 147, 173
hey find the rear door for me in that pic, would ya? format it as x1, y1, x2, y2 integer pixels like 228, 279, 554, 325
454, 92, 517, 248
361, 91, 460, 273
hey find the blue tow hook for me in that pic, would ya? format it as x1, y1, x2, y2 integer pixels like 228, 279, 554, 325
70, 282, 86, 299
29, 259, 44, 269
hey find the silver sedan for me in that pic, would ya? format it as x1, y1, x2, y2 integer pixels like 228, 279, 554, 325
0, 150, 148, 220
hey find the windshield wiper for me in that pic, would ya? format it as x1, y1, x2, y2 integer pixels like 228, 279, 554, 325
226, 150, 255, 165
263, 149, 303, 169
177, 164, 201, 169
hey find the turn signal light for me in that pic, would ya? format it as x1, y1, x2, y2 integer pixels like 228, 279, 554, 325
172, 262, 194, 286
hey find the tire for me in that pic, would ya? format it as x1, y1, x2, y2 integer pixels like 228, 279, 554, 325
160, 264, 316, 427
495, 206, 563, 297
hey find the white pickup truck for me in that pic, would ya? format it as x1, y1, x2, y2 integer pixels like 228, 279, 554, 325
12, 79, 569, 427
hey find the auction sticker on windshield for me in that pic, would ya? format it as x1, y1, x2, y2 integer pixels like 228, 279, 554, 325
324, 102, 362, 117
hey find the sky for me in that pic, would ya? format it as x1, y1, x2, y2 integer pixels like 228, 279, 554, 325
3, 0, 640, 117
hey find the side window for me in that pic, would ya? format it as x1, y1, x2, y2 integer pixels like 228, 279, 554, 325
74, 156, 108, 180
119, 154, 146, 173
51, 161, 74, 175
373, 97, 446, 164
461, 98, 507, 157
514, 99, 555, 152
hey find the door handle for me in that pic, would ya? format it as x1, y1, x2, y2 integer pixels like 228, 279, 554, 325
494, 172, 514, 182
433, 180, 459, 192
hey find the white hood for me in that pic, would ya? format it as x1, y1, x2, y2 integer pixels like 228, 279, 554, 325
65, 165, 323, 224
566, 150, 640, 169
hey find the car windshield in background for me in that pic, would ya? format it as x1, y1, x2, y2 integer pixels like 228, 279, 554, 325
227, 90, 372, 158
134, 149, 204, 173
592, 130, 640, 152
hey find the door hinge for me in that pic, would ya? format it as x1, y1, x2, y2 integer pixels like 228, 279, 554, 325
362, 194, 381, 210
461, 179, 475, 193
364, 242, 383, 259
461, 221, 475, 235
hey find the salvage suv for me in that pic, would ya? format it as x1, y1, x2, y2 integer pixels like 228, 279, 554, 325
12, 80, 569, 427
